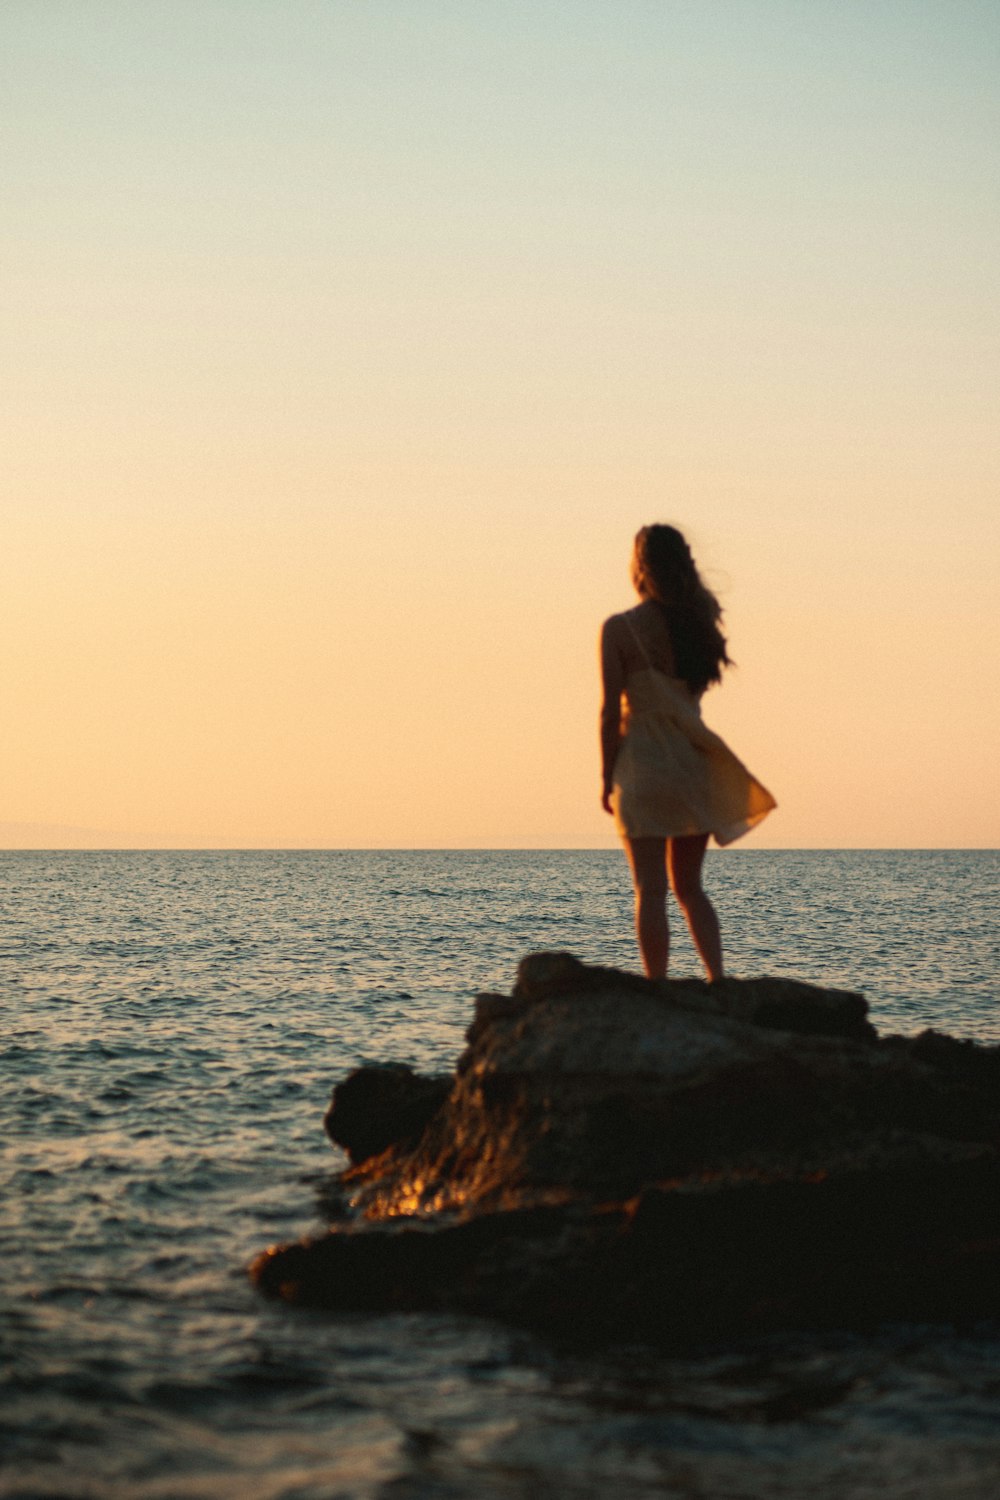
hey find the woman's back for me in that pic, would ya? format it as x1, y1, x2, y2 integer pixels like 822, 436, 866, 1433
609, 601, 675, 674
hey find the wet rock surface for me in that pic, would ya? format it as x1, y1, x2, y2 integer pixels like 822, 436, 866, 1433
251, 954, 1000, 1344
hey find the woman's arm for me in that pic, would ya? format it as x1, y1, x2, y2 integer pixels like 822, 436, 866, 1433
599, 618, 626, 814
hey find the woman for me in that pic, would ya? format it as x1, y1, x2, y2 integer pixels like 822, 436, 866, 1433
600, 524, 775, 980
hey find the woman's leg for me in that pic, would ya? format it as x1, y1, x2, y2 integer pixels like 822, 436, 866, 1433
623, 837, 669, 978
668, 833, 724, 981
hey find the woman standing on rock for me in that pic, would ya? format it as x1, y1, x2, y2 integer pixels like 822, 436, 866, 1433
600, 524, 775, 981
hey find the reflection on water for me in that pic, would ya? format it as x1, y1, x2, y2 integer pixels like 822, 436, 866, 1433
2, 850, 999, 1497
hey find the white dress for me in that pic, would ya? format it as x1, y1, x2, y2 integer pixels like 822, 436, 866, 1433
611, 626, 776, 846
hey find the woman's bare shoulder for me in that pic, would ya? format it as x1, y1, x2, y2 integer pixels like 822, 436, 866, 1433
599, 612, 635, 668
601, 607, 640, 638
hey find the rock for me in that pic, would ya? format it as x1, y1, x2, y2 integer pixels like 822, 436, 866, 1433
250, 955, 1000, 1345
323, 1063, 451, 1165
512, 951, 875, 1040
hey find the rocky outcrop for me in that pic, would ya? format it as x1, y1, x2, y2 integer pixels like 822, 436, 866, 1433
323, 1064, 451, 1166
250, 954, 1000, 1344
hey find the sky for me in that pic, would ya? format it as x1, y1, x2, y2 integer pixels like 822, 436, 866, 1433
2, 1, 998, 849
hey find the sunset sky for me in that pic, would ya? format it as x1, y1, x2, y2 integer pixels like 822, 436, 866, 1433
3, 2, 998, 849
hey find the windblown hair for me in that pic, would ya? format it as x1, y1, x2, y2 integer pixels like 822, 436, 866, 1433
632, 524, 731, 694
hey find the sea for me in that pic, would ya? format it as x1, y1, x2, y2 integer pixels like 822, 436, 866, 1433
2, 849, 999, 1500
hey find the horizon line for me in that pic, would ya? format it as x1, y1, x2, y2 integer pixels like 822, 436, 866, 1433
1, 845, 996, 855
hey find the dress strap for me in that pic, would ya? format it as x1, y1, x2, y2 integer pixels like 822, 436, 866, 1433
623, 611, 653, 667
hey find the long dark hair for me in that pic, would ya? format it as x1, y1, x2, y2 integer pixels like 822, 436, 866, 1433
632, 524, 731, 694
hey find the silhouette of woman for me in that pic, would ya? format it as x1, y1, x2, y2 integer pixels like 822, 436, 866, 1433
600, 525, 775, 980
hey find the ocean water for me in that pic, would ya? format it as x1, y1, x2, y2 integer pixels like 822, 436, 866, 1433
2, 848, 999, 1499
